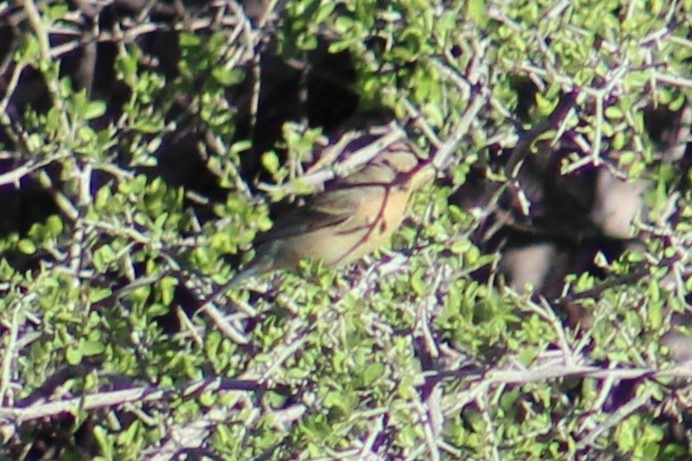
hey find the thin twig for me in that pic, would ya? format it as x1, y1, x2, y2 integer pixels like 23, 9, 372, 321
0, 376, 263, 423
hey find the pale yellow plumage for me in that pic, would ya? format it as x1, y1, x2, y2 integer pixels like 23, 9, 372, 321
206, 137, 434, 301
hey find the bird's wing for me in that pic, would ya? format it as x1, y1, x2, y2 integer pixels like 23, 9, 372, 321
253, 187, 366, 244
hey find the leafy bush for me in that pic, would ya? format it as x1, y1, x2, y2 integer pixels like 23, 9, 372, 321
0, 1, 689, 459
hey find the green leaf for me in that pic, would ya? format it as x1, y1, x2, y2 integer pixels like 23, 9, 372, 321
199, 391, 217, 407
82, 340, 105, 356
66, 345, 83, 365
362, 363, 385, 386
17, 239, 36, 254
84, 100, 107, 120
179, 32, 202, 47
262, 151, 280, 175
410, 267, 426, 296
535, 93, 558, 116
160, 276, 178, 306
89, 288, 112, 303
45, 215, 64, 236
467, 0, 489, 27
212, 67, 245, 86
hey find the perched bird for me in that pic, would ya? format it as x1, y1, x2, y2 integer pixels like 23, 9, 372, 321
202, 135, 434, 307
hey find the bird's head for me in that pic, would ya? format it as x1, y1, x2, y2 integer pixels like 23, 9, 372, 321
375, 140, 436, 190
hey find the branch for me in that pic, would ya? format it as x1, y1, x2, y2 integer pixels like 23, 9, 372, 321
0, 376, 264, 423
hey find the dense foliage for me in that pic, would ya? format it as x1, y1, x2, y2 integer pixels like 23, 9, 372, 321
0, 0, 689, 459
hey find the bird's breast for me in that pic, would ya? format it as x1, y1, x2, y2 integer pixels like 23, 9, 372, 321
316, 183, 411, 267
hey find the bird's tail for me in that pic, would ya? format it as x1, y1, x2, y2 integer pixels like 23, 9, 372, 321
197, 257, 269, 314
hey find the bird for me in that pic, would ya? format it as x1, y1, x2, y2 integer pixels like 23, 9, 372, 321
200, 135, 435, 309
